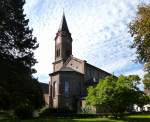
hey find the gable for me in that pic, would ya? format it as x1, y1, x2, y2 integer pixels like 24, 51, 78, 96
65, 56, 85, 74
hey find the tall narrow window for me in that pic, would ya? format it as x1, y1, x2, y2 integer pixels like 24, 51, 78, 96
56, 49, 60, 57
64, 81, 69, 97
58, 49, 60, 56
56, 50, 57, 57
53, 82, 57, 98
56, 50, 58, 57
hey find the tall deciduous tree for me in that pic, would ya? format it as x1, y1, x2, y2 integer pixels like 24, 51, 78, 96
0, 0, 44, 110
129, 4, 150, 72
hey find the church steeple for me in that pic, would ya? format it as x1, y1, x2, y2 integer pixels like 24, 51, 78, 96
54, 12, 72, 63
58, 12, 69, 33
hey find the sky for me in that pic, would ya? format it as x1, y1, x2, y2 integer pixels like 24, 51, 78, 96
24, 0, 150, 86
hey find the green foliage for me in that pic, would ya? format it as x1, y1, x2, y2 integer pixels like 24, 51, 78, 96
143, 73, 150, 90
135, 91, 150, 109
0, 0, 44, 110
81, 106, 93, 114
86, 75, 149, 116
129, 4, 150, 72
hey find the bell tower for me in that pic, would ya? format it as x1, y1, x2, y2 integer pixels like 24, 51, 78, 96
53, 12, 73, 71
55, 12, 72, 62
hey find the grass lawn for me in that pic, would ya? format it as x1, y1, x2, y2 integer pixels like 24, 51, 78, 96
1, 113, 150, 122
0, 117, 125, 122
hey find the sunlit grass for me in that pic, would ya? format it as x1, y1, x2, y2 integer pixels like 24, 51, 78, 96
73, 118, 124, 122
128, 114, 150, 118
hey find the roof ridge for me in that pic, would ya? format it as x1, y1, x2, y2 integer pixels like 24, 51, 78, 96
72, 56, 86, 63
63, 55, 73, 66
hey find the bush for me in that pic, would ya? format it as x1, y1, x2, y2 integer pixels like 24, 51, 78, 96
40, 107, 56, 116
40, 107, 74, 116
14, 104, 33, 119
81, 106, 93, 114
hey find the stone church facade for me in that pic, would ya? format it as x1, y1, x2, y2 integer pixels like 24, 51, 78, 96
49, 13, 113, 112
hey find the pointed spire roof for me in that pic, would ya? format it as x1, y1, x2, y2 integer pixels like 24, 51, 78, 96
58, 12, 69, 33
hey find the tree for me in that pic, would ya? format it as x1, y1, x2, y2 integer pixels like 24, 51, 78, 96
143, 73, 150, 91
0, 0, 44, 110
129, 4, 150, 72
0, 86, 10, 110
86, 75, 148, 117
135, 91, 150, 111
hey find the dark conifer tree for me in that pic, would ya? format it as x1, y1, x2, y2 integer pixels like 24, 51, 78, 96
0, 0, 44, 110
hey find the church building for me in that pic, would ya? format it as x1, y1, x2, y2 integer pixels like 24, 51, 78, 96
49, 13, 113, 112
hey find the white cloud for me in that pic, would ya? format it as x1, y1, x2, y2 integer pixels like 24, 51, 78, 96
24, 0, 149, 83
102, 58, 131, 74
124, 69, 145, 78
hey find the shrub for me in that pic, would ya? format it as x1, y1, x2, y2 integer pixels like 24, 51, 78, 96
14, 104, 33, 119
40, 107, 56, 116
81, 106, 93, 114
40, 107, 74, 116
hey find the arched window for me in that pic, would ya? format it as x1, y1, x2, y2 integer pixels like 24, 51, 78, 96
64, 81, 69, 97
